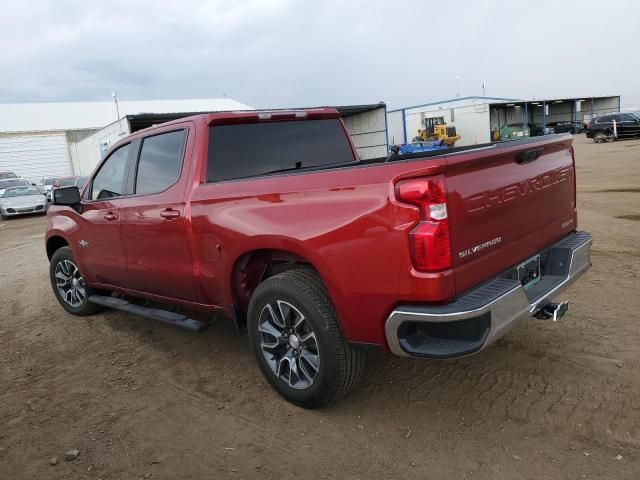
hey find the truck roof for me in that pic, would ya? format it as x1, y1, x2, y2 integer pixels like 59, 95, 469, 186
134, 108, 342, 134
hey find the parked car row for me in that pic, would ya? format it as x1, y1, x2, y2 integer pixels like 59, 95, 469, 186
41, 176, 89, 200
547, 121, 585, 134
499, 122, 555, 140
0, 171, 87, 220
498, 114, 640, 142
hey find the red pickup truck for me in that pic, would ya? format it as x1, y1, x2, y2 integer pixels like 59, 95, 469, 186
46, 109, 592, 408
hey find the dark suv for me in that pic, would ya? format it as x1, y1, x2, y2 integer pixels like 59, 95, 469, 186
586, 113, 640, 140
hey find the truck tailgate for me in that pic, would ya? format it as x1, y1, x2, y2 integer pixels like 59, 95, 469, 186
444, 135, 577, 295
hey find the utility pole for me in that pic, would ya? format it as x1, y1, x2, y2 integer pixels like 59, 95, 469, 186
482, 81, 486, 102
456, 76, 460, 98
111, 91, 120, 120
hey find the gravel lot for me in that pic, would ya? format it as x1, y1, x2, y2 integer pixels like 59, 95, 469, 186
1, 134, 639, 479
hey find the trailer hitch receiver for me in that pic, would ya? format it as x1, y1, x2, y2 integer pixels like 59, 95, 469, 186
534, 301, 569, 321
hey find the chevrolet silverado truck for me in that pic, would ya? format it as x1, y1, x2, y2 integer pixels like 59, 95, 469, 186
46, 109, 592, 408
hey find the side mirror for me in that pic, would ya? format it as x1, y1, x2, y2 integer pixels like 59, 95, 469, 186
53, 186, 81, 206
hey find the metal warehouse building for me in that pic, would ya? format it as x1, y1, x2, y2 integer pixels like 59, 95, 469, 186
0, 98, 252, 182
388, 95, 621, 146
0, 99, 389, 180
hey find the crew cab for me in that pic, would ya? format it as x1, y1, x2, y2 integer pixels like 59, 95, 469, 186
46, 109, 592, 408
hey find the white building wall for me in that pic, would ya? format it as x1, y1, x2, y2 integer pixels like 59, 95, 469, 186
452, 104, 491, 145
387, 110, 405, 145
73, 117, 130, 176
342, 108, 388, 159
0, 132, 71, 182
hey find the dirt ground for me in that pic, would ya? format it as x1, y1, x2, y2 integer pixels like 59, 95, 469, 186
1, 134, 639, 479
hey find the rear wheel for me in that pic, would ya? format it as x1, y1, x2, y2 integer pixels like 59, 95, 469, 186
49, 246, 101, 316
248, 269, 365, 408
594, 131, 609, 143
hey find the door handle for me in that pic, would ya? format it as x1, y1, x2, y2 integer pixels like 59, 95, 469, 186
160, 208, 180, 220
104, 212, 118, 221
516, 148, 544, 164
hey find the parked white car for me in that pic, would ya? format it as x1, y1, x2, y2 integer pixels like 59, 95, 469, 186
39, 177, 59, 201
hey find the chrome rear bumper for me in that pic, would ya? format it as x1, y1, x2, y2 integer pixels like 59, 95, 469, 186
385, 231, 592, 358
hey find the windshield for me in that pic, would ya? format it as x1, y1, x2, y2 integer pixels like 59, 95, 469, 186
0, 172, 17, 180
0, 179, 30, 189
43, 178, 57, 185
3, 186, 41, 198
77, 177, 89, 188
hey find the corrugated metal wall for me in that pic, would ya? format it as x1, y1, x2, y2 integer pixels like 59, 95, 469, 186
0, 132, 71, 182
452, 105, 490, 145
73, 117, 130, 176
342, 108, 388, 159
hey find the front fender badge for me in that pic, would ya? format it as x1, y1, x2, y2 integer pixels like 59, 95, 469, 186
78, 240, 89, 248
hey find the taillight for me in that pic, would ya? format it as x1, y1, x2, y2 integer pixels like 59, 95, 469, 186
395, 175, 452, 271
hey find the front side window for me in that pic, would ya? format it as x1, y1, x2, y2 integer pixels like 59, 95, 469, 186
207, 119, 355, 182
135, 130, 186, 195
91, 144, 131, 200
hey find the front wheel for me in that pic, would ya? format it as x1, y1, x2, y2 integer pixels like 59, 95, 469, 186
248, 269, 365, 409
49, 246, 101, 316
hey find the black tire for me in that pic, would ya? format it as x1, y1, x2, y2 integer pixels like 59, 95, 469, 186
49, 246, 102, 316
247, 269, 365, 409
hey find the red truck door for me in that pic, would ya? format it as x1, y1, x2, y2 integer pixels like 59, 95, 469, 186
119, 127, 197, 301
77, 142, 132, 286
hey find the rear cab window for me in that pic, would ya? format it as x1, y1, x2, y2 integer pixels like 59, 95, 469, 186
206, 119, 355, 182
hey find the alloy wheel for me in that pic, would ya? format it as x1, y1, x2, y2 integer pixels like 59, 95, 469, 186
258, 300, 320, 389
54, 259, 86, 307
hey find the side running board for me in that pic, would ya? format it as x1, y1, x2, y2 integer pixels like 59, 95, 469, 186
88, 295, 209, 332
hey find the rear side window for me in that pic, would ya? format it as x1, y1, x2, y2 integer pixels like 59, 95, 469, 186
135, 130, 186, 195
91, 144, 130, 200
207, 119, 355, 182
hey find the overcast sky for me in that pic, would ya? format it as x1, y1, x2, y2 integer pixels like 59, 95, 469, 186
2, 0, 639, 110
